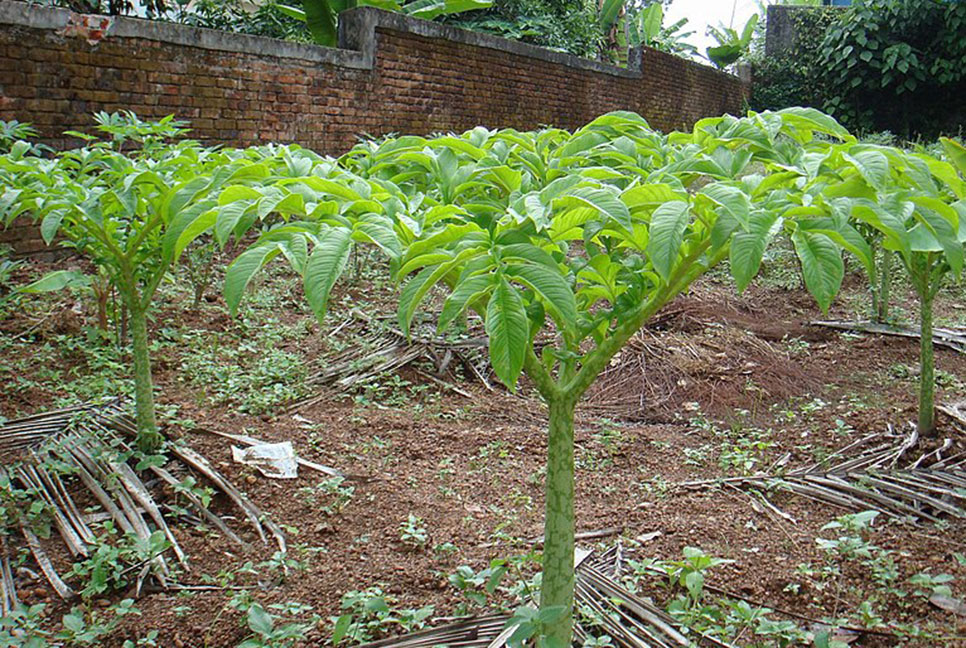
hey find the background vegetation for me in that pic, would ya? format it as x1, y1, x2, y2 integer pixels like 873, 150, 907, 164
751, 0, 966, 139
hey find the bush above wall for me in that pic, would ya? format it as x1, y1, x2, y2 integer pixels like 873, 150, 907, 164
753, 0, 966, 138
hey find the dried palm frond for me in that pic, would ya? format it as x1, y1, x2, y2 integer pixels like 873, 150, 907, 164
291, 309, 490, 410
355, 546, 727, 648
679, 427, 966, 522
0, 400, 285, 600
357, 613, 511, 648
809, 319, 966, 354
939, 399, 966, 432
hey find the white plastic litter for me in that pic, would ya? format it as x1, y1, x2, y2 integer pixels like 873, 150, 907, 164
231, 442, 299, 479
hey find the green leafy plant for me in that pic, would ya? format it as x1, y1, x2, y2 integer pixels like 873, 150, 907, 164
69, 527, 170, 599
0, 112, 275, 449
623, 1, 696, 57
755, 0, 966, 137
444, 0, 602, 59
330, 587, 433, 645
237, 603, 316, 648
220, 106, 864, 643
0, 603, 49, 648
908, 571, 955, 599
817, 0, 966, 137
56, 599, 141, 647
706, 13, 758, 69
835, 136, 966, 433
0, 120, 40, 153
399, 513, 429, 548
448, 560, 508, 607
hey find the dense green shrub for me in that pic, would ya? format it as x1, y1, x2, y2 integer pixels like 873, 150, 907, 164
443, 0, 602, 58
752, 0, 966, 138
174, 0, 309, 42
749, 7, 838, 112
819, 0, 966, 137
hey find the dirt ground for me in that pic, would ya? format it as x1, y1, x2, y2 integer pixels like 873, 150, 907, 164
2, 252, 966, 647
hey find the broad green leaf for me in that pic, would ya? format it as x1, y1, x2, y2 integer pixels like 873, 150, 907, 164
166, 202, 217, 262
843, 150, 889, 192
246, 605, 275, 636
647, 200, 690, 282
18, 270, 89, 293
777, 106, 852, 141
296, 176, 362, 201
914, 207, 962, 276
919, 156, 965, 199
331, 614, 353, 647
279, 233, 309, 274
304, 226, 353, 319
438, 272, 495, 333
641, 2, 662, 41
701, 183, 750, 228
505, 262, 577, 330
485, 277, 528, 389
401, 222, 484, 268
729, 211, 780, 292
404, 0, 492, 20
941, 137, 966, 176
224, 244, 282, 315
499, 243, 558, 269
275, 3, 306, 20
557, 187, 631, 231
214, 200, 256, 246
354, 220, 401, 259
257, 192, 307, 219
621, 184, 683, 211
219, 185, 263, 206
40, 209, 66, 245
598, 0, 624, 29
398, 247, 484, 334
791, 230, 843, 313
227, 163, 270, 183
162, 176, 210, 223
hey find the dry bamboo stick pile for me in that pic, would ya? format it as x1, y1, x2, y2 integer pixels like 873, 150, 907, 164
679, 426, 966, 522
0, 400, 286, 601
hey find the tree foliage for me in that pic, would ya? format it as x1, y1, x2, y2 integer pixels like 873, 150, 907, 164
444, 0, 601, 58
280, 0, 493, 47
706, 13, 758, 69
753, 0, 966, 137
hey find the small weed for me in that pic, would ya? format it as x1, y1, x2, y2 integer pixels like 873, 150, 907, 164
237, 603, 318, 648
399, 514, 428, 548
296, 477, 355, 516
330, 587, 433, 645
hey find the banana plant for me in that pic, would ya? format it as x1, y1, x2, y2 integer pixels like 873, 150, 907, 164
0, 115, 279, 451
621, 2, 697, 58
706, 12, 758, 69
222, 107, 856, 643
277, 0, 492, 48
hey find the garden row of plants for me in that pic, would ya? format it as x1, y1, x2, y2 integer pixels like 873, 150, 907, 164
2, 107, 965, 643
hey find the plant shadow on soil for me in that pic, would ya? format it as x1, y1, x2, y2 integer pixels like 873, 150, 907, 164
2, 253, 966, 646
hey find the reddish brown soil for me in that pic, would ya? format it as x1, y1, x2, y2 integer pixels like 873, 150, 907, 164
3, 256, 966, 647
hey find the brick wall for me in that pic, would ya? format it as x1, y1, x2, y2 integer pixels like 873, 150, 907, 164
0, 1, 747, 254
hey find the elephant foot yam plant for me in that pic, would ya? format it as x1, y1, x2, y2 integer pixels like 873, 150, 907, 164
3, 106, 963, 643
0, 112, 289, 451
217, 107, 889, 644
